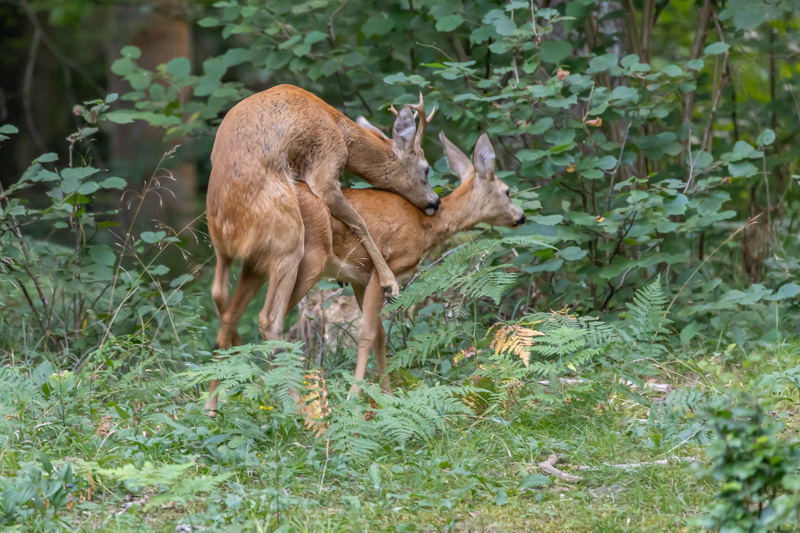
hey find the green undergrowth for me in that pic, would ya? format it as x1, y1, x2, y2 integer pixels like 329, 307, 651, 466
3, 335, 800, 532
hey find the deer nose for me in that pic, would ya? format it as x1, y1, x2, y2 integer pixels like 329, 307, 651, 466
426, 197, 441, 212
515, 214, 526, 226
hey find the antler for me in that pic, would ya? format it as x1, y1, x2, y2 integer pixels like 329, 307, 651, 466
407, 92, 436, 148
389, 93, 436, 148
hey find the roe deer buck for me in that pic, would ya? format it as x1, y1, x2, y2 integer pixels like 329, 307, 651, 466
205, 85, 437, 414
224, 132, 524, 397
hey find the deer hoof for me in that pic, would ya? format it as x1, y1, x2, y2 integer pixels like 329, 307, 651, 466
382, 283, 399, 301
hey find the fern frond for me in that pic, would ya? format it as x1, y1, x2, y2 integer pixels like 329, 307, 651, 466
620, 276, 671, 341
490, 323, 545, 366
386, 235, 553, 311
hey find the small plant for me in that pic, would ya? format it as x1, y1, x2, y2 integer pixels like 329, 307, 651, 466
697, 397, 800, 531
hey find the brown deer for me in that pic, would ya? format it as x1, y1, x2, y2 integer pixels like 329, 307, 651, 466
205, 85, 437, 414
211, 132, 524, 403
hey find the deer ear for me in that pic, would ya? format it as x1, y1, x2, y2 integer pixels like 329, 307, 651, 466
356, 116, 390, 141
440, 131, 473, 182
473, 133, 496, 178
392, 106, 417, 152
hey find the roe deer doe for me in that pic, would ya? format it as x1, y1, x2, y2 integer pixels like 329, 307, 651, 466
214, 132, 524, 400
205, 85, 437, 414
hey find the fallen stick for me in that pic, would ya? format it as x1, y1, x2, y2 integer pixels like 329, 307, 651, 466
572, 456, 700, 471
535, 378, 674, 393
538, 453, 582, 482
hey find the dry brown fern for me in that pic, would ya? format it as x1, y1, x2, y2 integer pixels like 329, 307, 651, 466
489, 322, 544, 367
300, 370, 331, 438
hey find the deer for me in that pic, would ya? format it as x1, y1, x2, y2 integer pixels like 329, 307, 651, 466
211, 132, 525, 402
205, 85, 437, 415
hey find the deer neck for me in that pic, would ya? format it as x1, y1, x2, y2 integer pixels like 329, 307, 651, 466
422, 179, 477, 251
339, 120, 394, 188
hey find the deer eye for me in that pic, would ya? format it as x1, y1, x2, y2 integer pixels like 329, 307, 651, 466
425, 167, 430, 178
505, 189, 510, 197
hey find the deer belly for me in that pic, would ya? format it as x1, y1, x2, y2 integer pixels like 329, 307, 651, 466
323, 258, 371, 286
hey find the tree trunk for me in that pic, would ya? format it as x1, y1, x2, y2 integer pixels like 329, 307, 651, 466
106, 0, 197, 232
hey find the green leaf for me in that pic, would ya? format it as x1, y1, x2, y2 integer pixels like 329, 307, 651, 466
77, 182, 99, 195
731, 140, 755, 159
166, 57, 191, 77
197, 17, 219, 27
756, 128, 775, 146
105, 111, 134, 124
0, 124, 19, 135
203, 57, 227, 80
368, 463, 381, 491
519, 474, 552, 488
531, 214, 563, 226
36, 153, 59, 163
588, 53, 618, 73
120, 45, 141, 59
383, 73, 408, 85
732, 8, 767, 30
689, 150, 713, 169
90, 245, 117, 267
304, 30, 328, 45
61, 176, 80, 194
293, 43, 311, 57
688, 58, 704, 71
362, 16, 394, 37
435, 14, 464, 32
728, 161, 758, 178
764, 283, 800, 301
540, 40, 572, 65
342, 52, 365, 67
704, 42, 730, 56
559, 246, 587, 261
100, 177, 127, 189
662, 64, 683, 77
141, 231, 167, 244
62, 167, 100, 181
494, 17, 516, 36
680, 321, 701, 344
620, 54, 639, 68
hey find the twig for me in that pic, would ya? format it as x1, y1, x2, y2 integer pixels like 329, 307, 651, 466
572, 456, 700, 471
662, 214, 760, 319
22, 24, 45, 152
536, 378, 674, 393
538, 454, 581, 482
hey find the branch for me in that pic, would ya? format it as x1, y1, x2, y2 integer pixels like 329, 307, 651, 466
538, 454, 582, 482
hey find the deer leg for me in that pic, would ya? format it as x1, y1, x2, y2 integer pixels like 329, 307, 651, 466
351, 280, 391, 394
258, 248, 303, 343
205, 261, 266, 416
374, 316, 391, 394
287, 245, 331, 312
347, 274, 384, 399
211, 250, 232, 317
311, 183, 399, 300
211, 250, 244, 346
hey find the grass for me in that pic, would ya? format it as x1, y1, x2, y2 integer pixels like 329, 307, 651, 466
2, 332, 800, 532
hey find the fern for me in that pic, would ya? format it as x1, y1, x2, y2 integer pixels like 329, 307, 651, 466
619, 275, 671, 342
393, 321, 465, 369
184, 341, 305, 411
492, 310, 616, 377
0, 366, 45, 421
387, 234, 553, 311
649, 387, 727, 445
325, 383, 475, 463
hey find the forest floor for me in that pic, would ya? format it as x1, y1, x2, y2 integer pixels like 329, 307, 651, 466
6, 341, 800, 532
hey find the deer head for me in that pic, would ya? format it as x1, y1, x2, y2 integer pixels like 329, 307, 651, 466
355, 93, 440, 215
440, 132, 526, 228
